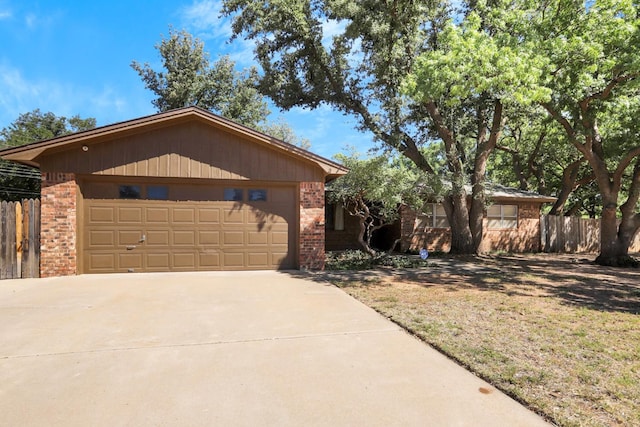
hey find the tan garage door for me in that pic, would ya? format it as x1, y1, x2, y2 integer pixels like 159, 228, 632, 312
81, 180, 296, 273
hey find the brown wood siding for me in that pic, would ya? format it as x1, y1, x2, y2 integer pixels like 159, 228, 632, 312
38, 121, 324, 183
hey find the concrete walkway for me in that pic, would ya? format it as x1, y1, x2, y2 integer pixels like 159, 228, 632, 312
0, 272, 550, 426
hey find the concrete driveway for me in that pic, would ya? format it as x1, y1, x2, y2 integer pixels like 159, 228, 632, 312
0, 271, 549, 426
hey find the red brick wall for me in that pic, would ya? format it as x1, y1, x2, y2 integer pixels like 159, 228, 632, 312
299, 182, 325, 269
401, 205, 451, 252
479, 202, 541, 252
402, 202, 543, 253
40, 172, 77, 277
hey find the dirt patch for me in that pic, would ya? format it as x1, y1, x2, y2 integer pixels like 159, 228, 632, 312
325, 254, 640, 427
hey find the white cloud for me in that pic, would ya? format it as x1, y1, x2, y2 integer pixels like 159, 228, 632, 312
179, 0, 257, 67
180, 0, 229, 38
0, 63, 152, 128
0, 10, 11, 20
24, 12, 36, 28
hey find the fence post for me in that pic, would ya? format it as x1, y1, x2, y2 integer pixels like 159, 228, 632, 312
1, 201, 18, 279
21, 198, 40, 278
16, 201, 22, 278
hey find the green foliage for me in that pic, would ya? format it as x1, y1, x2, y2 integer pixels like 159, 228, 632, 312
131, 28, 269, 127
257, 117, 312, 150
325, 250, 427, 270
222, 0, 442, 160
0, 109, 96, 147
0, 109, 96, 201
223, 0, 640, 257
328, 152, 427, 255
403, 9, 550, 107
132, 28, 310, 148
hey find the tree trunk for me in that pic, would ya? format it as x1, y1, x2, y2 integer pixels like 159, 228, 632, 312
356, 216, 377, 257
595, 200, 633, 266
444, 193, 475, 253
549, 159, 581, 215
593, 166, 640, 267
598, 160, 640, 267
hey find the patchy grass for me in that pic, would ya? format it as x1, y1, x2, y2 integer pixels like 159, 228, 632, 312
329, 254, 640, 427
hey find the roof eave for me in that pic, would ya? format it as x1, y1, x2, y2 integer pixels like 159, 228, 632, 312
0, 107, 349, 176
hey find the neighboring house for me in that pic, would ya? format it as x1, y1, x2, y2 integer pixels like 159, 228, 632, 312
0, 107, 347, 277
326, 184, 557, 253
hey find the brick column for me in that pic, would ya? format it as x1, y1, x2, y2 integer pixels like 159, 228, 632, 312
299, 181, 325, 270
40, 172, 77, 277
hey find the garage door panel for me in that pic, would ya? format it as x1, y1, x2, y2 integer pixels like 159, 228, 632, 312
118, 207, 143, 223
272, 252, 288, 267
223, 208, 244, 224
199, 231, 220, 245
173, 230, 196, 245
248, 231, 268, 245
199, 252, 220, 268
118, 253, 143, 269
223, 231, 245, 246
248, 252, 269, 268
147, 253, 170, 270
118, 231, 143, 245
89, 253, 115, 270
88, 206, 115, 223
173, 253, 196, 269
223, 252, 245, 268
172, 208, 195, 224
146, 207, 169, 223
271, 231, 289, 245
88, 230, 115, 247
83, 182, 296, 273
198, 208, 220, 223
146, 230, 170, 246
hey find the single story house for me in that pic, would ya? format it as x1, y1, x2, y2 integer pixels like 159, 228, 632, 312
326, 184, 557, 253
0, 107, 347, 277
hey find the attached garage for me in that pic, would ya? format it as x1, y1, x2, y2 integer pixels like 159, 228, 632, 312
0, 107, 347, 277
81, 179, 297, 273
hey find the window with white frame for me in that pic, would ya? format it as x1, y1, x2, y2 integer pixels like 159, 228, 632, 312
421, 203, 449, 228
325, 202, 345, 231
334, 203, 345, 231
487, 204, 518, 228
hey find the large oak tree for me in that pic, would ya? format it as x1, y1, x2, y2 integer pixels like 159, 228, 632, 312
224, 0, 548, 253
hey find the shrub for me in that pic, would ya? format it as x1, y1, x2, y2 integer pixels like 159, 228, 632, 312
325, 250, 427, 270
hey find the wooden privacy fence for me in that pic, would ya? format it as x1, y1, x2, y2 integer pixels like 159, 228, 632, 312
541, 214, 640, 254
0, 199, 40, 279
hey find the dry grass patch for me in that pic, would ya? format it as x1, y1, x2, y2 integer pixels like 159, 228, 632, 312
331, 254, 640, 427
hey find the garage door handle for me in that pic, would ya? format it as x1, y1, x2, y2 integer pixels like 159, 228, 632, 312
126, 245, 136, 250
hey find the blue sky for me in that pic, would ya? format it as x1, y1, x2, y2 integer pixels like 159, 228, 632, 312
0, 0, 375, 159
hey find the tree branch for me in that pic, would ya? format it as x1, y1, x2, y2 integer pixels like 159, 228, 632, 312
613, 146, 640, 187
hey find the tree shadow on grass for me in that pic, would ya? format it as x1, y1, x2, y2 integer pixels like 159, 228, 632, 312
285, 253, 640, 314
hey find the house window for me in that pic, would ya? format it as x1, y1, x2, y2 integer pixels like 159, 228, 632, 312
325, 203, 345, 231
248, 189, 267, 201
224, 188, 244, 201
487, 204, 518, 229
334, 203, 345, 231
423, 203, 449, 228
119, 185, 141, 199
147, 186, 168, 200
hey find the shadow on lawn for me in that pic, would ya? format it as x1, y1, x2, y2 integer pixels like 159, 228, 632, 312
286, 254, 640, 314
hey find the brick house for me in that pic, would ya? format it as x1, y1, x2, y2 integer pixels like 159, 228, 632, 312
0, 107, 347, 276
326, 184, 557, 253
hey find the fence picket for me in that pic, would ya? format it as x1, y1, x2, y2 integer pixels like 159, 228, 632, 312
0, 198, 40, 279
541, 215, 640, 254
